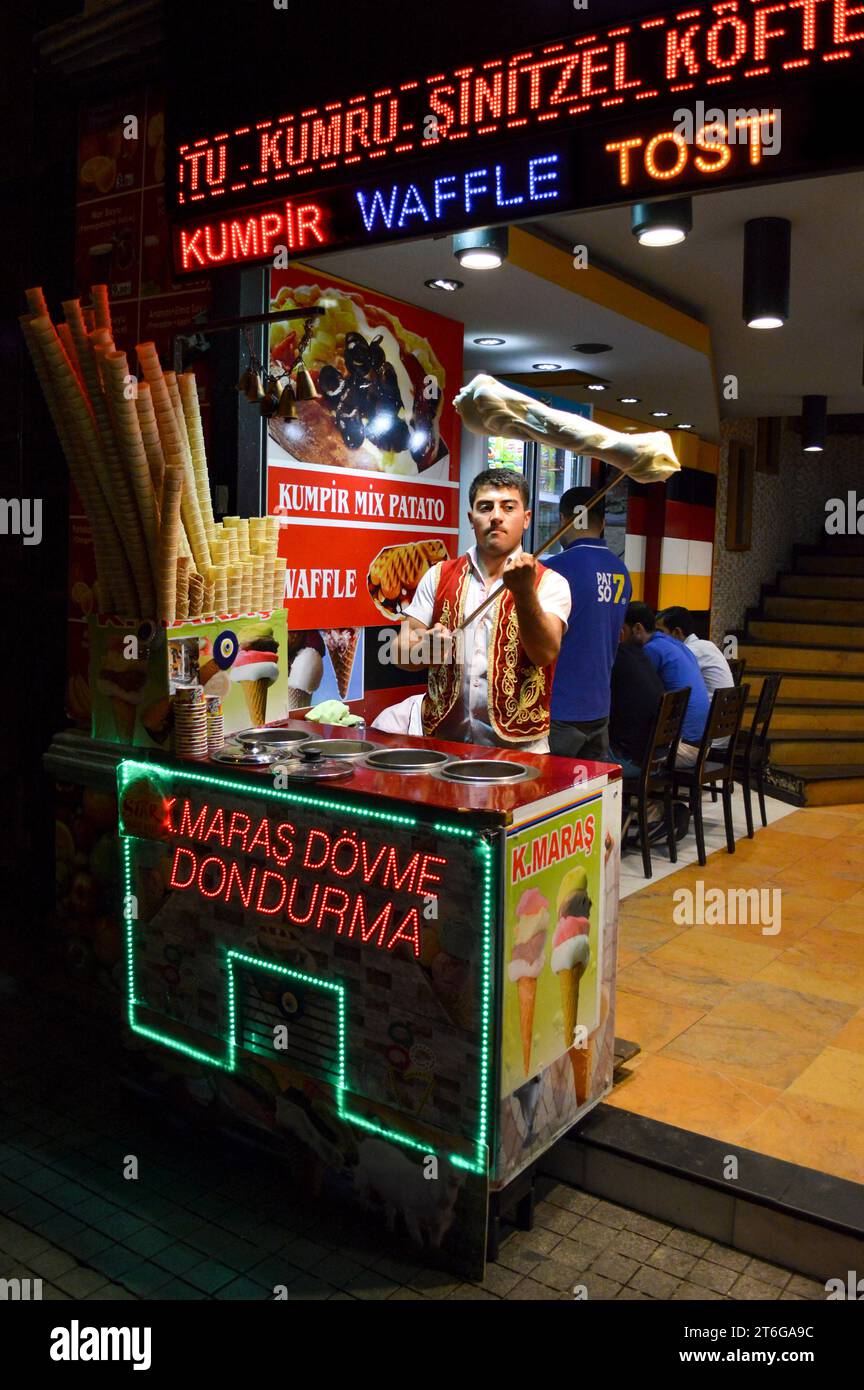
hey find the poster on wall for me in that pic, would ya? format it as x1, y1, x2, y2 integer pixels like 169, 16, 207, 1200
497, 783, 620, 1184
265, 268, 464, 686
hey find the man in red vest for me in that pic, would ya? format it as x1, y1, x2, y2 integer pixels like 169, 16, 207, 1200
397, 469, 571, 752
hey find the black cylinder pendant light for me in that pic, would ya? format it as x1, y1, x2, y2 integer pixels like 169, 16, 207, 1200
631, 198, 693, 247
801, 395, 827, 452
743, 217, 791, 329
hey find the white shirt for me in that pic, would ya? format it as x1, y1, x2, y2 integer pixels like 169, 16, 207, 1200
685, 634, 734, 695
403, 545, 571, 753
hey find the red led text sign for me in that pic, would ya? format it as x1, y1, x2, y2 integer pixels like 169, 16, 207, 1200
174, 0, 864, 211
164, 795, 446, 959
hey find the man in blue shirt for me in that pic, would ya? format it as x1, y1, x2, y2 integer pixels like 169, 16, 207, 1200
546, 487, 632, 759
622, 601, 710, 766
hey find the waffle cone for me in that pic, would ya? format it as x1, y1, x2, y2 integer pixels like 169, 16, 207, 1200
559, 964, 584, 1052
325, 630, 359, 699
242, 678, 268, 726
569, 1039, 593, 1106
111, 697, 136, 742
286, 687, 312, 712
517, 976, 537, 1076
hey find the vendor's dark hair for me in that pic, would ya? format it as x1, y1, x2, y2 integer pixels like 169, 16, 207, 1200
469, 468, 530, 508
658, 605, 695, 637
625, 601, 656, 632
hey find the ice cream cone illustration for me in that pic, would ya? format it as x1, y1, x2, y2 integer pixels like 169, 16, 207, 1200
286, 687, 312, 712
428, 950, 473, 1030
551, 866, 592, 1056
286, 638, 324, 712
324, 628, 360, 699
96, 636, 147, 745
508, 888, 550, 1075
229, 623, 279, 727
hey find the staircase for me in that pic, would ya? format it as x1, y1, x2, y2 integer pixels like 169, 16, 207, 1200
737, 537, 864, 806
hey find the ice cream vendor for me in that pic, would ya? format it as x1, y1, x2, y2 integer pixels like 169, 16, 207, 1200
395, 468, 571, 752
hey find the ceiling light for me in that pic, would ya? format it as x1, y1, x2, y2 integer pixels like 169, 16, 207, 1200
631, 198, 692, 247
801, 394, 826, 452
618, 396, 640, 404
651, 410, 670, 418
453, 226, 508, 269
473, 336, 505, 346
587, 383, 606, 391
676, 423, 694, 429
572, 342, 612, 353
425, 277, 463, 292
743, 217, 791, 329
533, 362, 562, 371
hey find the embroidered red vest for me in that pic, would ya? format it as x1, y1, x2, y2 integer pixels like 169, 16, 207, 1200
422, 554, 557, 744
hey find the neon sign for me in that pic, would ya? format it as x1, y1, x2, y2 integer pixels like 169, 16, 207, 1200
174, 147, 564, 271
172, 0, 864, 212
118, 760, 497, 1173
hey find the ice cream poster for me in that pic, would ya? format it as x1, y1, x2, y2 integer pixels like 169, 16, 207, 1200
265, 265, 462, 630
501, 798, 603, 1097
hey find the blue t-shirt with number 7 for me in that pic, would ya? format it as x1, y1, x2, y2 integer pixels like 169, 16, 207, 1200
546, 537, 632, 721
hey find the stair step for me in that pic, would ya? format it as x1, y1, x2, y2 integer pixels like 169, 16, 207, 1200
739, 644, 864, 675
769, 734, 864, 764
747, 619, 864, 649
746, 673, 864, 704
762, 595, 864, 623
780, 574, 864, 598
762, 706, 864, 731
769, 764, 864, 806
795, 554, 864, 577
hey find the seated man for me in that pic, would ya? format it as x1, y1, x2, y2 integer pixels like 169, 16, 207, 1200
657, 606, 734, 695
609, 634, 690, 842
622, 601, 709, 767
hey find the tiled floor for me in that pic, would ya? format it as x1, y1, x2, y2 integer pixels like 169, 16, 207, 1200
611, 795, 864, 1183
0, 972, 816, 1301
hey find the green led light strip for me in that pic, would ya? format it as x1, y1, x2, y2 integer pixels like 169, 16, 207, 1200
119, 759, 496, 1176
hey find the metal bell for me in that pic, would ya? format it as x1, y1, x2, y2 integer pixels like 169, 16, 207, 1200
236, 367, 252, 394
260, 377, 283, 418
294, 364, 318, 400
276, 381, 297, 419
245, 371, 265, 404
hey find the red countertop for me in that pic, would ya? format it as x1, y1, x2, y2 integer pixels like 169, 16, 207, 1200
204, 718, 620, 824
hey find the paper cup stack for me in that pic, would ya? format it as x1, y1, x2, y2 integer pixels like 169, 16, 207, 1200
206, 696, 225, 756
174, 686, 208, 760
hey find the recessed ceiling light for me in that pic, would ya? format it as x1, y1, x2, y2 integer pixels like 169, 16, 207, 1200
473, 336, 506, 346
651, 410, 670, 418
676, 422, 694, 429
587, 383, 606, 391
533, 362, 562, 371
618, 396, 641, 404
572, 342, 612, 354
425, 278, 463, 292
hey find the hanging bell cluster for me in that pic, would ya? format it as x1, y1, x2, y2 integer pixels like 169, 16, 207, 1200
236, 364, 315, 418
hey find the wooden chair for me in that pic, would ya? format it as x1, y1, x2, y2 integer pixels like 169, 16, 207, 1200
663, 685, 749, 867
734, 672, 782, 837
621, 687, 691, 879
727, 657, 746, 686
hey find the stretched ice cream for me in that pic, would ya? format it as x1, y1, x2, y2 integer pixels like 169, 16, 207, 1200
510, 887, 550, 1077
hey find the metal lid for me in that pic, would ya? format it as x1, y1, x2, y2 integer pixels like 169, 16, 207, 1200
364, 747, 452, 772
301, 738, 376, 759
274, 758, 354, 781
234, 727, 312, 749
211, 744, 278, 766
441, 759, 529, 783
